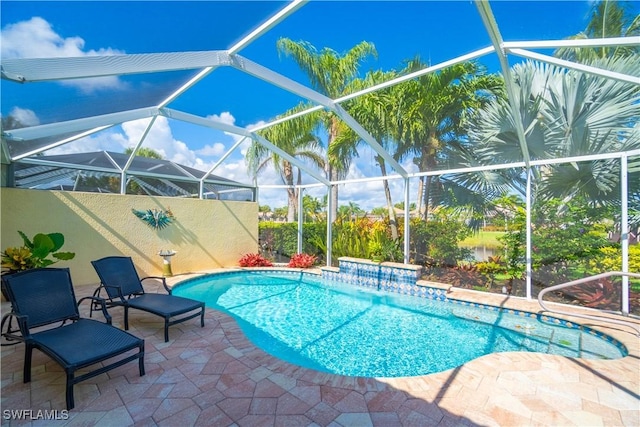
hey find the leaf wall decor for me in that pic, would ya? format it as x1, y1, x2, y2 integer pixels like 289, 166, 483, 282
132, 207, 175, 230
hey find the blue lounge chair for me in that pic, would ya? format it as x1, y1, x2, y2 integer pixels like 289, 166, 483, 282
91, 256, 205, 342
2, 268, 145, 410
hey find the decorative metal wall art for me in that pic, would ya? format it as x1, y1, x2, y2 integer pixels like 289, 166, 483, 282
132, 207, 175, 230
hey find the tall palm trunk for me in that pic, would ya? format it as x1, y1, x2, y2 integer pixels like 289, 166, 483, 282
422, 176, 433, 221
377, 155, 398, 240
419, 132, 441, 220
284, 161, 296, 223
296, 168, 303, 222
327, 118, 341, 222
415, 177, 423, 216
419, 146, 431, 221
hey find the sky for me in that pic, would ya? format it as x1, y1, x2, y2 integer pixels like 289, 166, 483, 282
1, 0, 634, 210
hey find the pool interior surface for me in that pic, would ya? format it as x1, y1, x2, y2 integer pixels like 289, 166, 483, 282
174, 271, 626, 378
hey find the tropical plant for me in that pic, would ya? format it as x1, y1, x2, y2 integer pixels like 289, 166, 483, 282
259, 221, 326, 258
560, 278, 622, 310
370, 207, 388, 217
367, 228, 403, 263
331, 69, 402, 239
238, 253, 273, 267
249, 103, 324, 222
124, 147, 163, 159
287, 253, 317, 268
588, 244, 640, 274
555, 0, 640, 62
468, 57, 640, 208
273, 206, 288, 221
1, 231, 75, 272
310, 215, 374, 261
302, 195, 324, 222
277, 38, 377, 222
475, 255, 507, 288
337, 202, 365, 219
498, 196, 615, 289
392, 58, 507, 221
422, 263, 485, 290
409, 212, 473, 268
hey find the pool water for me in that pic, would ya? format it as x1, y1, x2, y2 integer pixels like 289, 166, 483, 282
174, 271, 626, 378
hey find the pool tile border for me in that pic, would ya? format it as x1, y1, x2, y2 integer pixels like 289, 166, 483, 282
174, 266, 628, 357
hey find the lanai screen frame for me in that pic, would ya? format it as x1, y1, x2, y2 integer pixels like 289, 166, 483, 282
1, 0, 639, 309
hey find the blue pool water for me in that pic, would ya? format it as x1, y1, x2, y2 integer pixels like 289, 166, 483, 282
174, 271, 626, 378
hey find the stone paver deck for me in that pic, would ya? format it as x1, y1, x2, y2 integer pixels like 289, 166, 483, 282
1, 270, 639, 426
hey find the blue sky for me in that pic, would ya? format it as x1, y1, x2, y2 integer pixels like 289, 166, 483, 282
1, 1, 633, 210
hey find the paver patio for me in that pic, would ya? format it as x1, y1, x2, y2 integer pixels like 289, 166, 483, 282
1, 271, 638, 426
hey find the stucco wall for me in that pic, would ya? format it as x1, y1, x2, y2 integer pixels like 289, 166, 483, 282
1, 188, 258, 286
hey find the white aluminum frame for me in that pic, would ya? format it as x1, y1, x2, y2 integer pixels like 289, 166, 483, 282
1, 0, 638, 303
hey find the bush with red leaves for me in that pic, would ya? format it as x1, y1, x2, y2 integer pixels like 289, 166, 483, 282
288, 253, 317, 268
238, 253, 273, 267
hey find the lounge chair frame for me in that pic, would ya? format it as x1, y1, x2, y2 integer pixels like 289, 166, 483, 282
91, 256, 205, 342
2, 268, 145, 410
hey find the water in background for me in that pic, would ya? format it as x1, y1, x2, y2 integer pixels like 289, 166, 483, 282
462, 245, 496, 261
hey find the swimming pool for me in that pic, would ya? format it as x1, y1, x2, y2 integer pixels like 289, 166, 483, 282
174, 270, 626, 378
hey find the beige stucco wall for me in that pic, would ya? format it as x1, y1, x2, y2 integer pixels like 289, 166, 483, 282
1, 188, 258, 286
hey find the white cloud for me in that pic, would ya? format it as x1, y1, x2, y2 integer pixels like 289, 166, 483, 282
121, 117, 202, 168
207, 112, 236, 126
9, 107, 40, 126
196, 143, 226, 157
205, 112, 265, 156
1, 17, 126, 93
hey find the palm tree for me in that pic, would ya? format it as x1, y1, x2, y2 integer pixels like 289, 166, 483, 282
302, 194, 324, 222
338, 201, 364, 219
468, 56, 640, 207
247, 103, 325, 223
124, 147, 163, 159
555, 0, 640, 62
277, 38, 377, 222
393, 58, 506, 220
331, 69, 402, 238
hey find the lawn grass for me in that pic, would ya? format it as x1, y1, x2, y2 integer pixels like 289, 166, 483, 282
459, 230, 504, 249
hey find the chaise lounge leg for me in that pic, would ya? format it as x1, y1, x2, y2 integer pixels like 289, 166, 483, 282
138, 342, 146, 376
124, 307, 129, 330
23, 344, 33, 383
164, 320, 169, 342
66, 372, 74, 410
200, 307, 205, 327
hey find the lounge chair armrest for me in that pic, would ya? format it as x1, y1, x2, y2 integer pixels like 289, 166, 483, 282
95, 283, 127, 302
2, 312, 31, 340
78, 296, 113, 325
141, 276, 172, 294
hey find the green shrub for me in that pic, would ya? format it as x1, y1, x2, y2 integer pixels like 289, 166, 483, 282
497, 196, 615, 287
410, 213, 472, 267
261, 212, 473, 269
588, 245, 640, 274
259, 222, 326, 258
